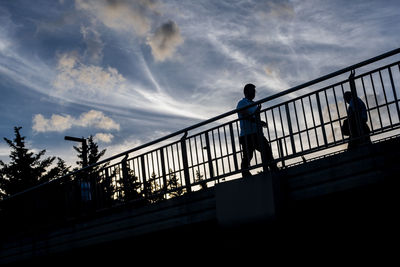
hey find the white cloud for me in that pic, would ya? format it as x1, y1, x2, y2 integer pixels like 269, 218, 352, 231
94, 132, 114, 143
32, 110, 120, 133
76, 110, 120, 130
53, 51, 126, 97
75, 0, 160, 36
0, 144, 10, 157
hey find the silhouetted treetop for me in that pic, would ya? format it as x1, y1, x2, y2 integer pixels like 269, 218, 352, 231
0, 127, 70, 198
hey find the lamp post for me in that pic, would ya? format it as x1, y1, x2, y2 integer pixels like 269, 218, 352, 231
64, 136, 88, 167
64, 136, 92, 204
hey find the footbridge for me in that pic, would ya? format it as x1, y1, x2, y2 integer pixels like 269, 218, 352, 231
1, 48, 400, 263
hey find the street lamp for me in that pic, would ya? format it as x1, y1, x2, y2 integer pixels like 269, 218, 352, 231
64, 136, 88, 167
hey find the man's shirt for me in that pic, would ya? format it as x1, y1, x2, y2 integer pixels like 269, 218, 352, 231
237, 97, 259, 137
348, 97, 368, 122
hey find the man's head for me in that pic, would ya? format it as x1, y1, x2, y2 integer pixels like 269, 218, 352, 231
344, 91, 352, 104
244, 83, 256, 100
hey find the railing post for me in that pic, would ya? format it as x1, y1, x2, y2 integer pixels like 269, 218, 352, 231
255, 111, 269, 174
159, 147, 168, 195
348, 70, 364, 139
121, 154, 129, 200
388, 67, 400, 121
285, 103, 296, 154
229, 123, 239, 171
140, 155, 148, 198
180, 132, 192, 193
121, 154, 129, 185
316, 92, 328, 147
278, 138, 285, 168
204, 131, 214, 180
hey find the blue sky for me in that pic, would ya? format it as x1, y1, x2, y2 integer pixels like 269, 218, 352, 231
1, 0, 400, 166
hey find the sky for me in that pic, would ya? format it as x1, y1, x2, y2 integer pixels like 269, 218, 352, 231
1, 0, 400, 167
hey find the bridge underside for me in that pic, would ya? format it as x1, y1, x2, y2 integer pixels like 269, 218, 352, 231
1, 137, 399, 264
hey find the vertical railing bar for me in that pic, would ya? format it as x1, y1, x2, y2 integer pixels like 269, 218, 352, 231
332, 85, 344, 140
199, 134, 208, 179
159, 148, 167, 195
229, 123, 239, 172
370, 73, 383, 129
147, 153, 152, 195
170, 145, 176, 178
293, 100, 303, 152
180, 135, 192, 193
156, 152, 161, 185
165, 146, 170, 177
193, 136, 201, 179
316, 92, 328, 147
278, 138, 285, 167
300, 97, 312, 149
340, 83, 350, 142
265, 110, 272, 144
175, 142, 183, 186
271, 108, 278, 142
217, 127, 226, 175
360, 76, 374, 131
188, 137, 195, 184
148, 154, 154, 192
324, 88, 336, 143
223, 126, 232, 173
205, 131, 214, 180
277, 106, 288, 156
121, 155, 129, 202
308, 95, 320, 148
379, 70, 393, 126
140, 155, 147, 199
388, 67, 400, 122
150, 151, 155, 179
235, 120, 242, 163
211, 130, 220, 178
285, 103, 297, 154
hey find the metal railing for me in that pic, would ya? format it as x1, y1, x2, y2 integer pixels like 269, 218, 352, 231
1, 48, 400, 232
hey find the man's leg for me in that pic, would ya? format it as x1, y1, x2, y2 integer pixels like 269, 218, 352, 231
240, 135, 255, 177
256, 136, 278, 171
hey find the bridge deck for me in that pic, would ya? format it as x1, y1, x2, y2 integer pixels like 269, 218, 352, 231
1, 136, 398, 264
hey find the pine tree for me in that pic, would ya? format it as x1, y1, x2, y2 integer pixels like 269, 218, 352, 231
147, 172, 165, 203
121, 168, 142, 202
72, 135, 107, 203
167, 169, 185, 198
195, 170, 207, 190
0, 127, 69, 198
73, 135, 106, 170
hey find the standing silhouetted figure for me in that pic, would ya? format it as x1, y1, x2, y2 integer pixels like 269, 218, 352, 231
343, 91, 371, 149
237, 83, 277, 177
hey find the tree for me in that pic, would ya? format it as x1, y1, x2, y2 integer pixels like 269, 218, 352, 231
0, 127, 70, 198
167, 170, 185, 198
73, 135, 106, 170
120, 165, 143, 202
72, 135, 107, 204
146, 172, 165, 203
195, 170, 207, 190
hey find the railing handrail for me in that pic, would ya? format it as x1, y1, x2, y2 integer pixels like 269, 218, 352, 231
2, 47, 400, 202
77, 47, 400, 170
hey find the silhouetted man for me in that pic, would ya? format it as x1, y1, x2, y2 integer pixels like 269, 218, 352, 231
343, 91, 371, 149
237, 83, 277, 177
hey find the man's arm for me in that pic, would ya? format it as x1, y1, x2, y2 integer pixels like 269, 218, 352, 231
239, 104, 267, 127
